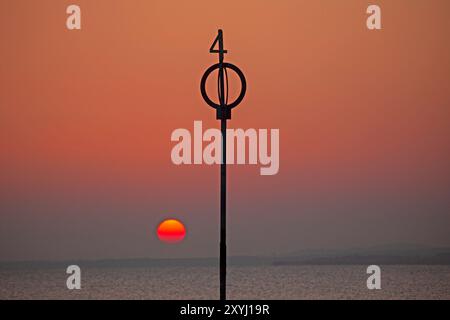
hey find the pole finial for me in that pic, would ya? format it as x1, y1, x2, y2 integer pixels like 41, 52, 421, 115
200, 30, 246, 120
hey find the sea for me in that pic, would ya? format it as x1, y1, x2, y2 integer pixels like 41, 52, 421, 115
1, 265, 449, 300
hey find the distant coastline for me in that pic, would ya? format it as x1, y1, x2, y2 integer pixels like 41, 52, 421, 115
2, 244, 449, 270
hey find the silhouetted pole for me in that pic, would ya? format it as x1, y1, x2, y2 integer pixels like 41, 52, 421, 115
220, 118, 227, 301
200, 29, 246, 301
217, 29, 228, 301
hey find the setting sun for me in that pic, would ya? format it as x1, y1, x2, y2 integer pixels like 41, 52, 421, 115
157, 219, 186, 243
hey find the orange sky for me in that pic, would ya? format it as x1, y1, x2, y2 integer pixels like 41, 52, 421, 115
1, 0, 449, 260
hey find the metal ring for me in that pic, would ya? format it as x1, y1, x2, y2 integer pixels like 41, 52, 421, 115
200, 62, 246, 110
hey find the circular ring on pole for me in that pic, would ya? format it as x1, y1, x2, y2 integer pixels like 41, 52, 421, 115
200, 62, 246, 111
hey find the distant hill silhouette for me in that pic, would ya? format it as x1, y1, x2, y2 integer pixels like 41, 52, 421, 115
1, 244, 449, 269
273, 244, 450, 265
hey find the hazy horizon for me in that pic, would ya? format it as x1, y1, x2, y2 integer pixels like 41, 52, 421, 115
1, 242, 450, 264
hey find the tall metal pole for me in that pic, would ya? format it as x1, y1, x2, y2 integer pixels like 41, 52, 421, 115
220, 118, 227, 301
200, 29, 246, 301
217, 29, 227, 301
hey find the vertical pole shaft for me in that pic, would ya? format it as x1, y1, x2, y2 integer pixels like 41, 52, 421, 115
220, 119, 227, 301
217, 29, 227, 301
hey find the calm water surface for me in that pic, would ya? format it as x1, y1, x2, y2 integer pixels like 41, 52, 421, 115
1, 265, 449, 299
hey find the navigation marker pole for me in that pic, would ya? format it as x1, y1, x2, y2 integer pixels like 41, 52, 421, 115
200, 30, 247, 301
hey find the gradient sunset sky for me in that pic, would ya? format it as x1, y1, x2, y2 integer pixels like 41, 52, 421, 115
0, 0, 449, 261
